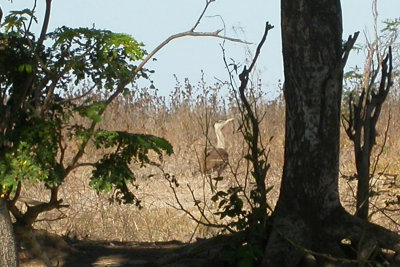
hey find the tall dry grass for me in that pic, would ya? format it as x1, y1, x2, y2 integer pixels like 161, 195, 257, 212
17, 75, 400, 243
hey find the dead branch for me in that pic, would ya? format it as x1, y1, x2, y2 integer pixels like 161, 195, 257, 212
134, 31, 249, 82
341, 32, 360, 69
371, 111, 391, 176
343, 45, 393, 220
190, 0, 215, 31
237, 22, 273, 226
134, 1, 250, 80
162, 170, 233, 232
65, 0, 249, 175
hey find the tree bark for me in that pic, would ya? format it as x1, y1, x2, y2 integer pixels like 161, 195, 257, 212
262, 0, 400, 266
0, 199, 18, 267
355, 155, 371, 220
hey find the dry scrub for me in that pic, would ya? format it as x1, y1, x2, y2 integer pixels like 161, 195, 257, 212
17, 77, 400, 243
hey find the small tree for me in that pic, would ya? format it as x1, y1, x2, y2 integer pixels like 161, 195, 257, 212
0, 1, 246, 265
0, 4, 173, 266
342, 0, 398, 220
343, 48, 393, 220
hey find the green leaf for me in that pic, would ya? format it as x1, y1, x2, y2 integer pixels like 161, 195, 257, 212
0, 117, 63, 190
75, 102, 106, 122
17, 63, 33, 73
88, 130, 173, 204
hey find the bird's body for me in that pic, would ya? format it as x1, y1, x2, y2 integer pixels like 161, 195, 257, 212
200, 118, 234, 192
201, 147, 229, 174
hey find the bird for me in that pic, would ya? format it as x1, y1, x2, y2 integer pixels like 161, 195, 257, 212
200, 118, 234, 192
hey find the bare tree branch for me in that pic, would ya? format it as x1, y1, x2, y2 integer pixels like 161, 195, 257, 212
26, 0, 38, 33
134, 0, 250, 79
190, 0, 215, 32
341, 32, 360, 69
136, 31, 249, 80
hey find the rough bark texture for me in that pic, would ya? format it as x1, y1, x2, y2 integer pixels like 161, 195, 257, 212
262, 1, 400, 266
355, 154, 371, 220
0, 199, 18, 267
277, 0, 344, 219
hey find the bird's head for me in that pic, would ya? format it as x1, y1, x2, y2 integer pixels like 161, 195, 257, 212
214, 118, 234, 131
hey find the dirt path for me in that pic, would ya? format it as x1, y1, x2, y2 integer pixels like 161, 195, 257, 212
20, 239, 185, 267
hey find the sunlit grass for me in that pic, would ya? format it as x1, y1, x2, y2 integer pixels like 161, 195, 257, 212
18, 77, 400, 242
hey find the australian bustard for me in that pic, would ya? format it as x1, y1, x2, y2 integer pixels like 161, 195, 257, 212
200, 118, 234, 192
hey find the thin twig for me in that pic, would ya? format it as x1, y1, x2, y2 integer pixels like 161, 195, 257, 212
371, 111, 391, 176
190, 0, 215, 32
26, 0, 37, 34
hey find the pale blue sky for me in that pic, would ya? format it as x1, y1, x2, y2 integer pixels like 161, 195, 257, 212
2, 1, 400, 98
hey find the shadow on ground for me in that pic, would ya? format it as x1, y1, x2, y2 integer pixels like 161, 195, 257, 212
17, 228, 234, 267
20, 239, 185, 267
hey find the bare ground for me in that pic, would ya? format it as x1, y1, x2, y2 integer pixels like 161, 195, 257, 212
19, 238, 186, 267
17, 228, 234, 267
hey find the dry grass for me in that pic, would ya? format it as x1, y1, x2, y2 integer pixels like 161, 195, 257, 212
17, 77, 400, 244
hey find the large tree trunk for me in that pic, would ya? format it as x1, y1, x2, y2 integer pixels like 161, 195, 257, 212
0, 199, 18, 267
262, 0, 400, 266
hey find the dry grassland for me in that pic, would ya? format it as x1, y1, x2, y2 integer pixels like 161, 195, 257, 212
17, 80, 400, 245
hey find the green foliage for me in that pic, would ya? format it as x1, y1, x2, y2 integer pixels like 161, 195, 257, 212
0, 4, 171, 224
342, 16, 399, 118
75, 101, 107, 123
0, 34, 35, 92
0, 116, 63, 192
381, 17, 400, 34
90, 130, 173, 205
213, 187, 247, 229
1, 9, 38, 33
48, 26, 146, 89
208, 88, 271, 266
92, 130, 173, 156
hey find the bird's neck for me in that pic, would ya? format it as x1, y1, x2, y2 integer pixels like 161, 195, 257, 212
215, 128, 225, 149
